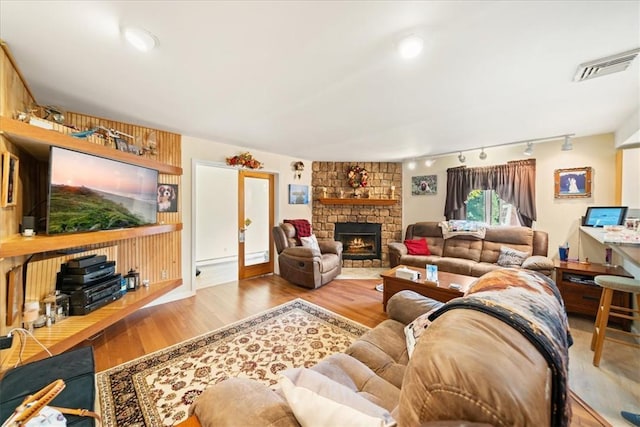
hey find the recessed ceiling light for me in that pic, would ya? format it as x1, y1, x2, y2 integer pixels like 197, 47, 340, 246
398, 35, 424, 60
123, 26, 157, 52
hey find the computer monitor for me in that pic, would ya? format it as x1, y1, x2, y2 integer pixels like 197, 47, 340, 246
582, 206, 628, 227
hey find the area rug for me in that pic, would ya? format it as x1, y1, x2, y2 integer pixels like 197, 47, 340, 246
96, 298, 369, 426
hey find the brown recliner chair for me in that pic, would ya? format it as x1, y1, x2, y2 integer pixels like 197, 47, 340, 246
272, 223, 343, 289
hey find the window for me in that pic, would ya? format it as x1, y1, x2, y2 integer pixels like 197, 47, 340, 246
466, 189, 521, 226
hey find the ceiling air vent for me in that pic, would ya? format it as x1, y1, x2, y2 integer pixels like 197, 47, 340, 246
573, 48, 640, 82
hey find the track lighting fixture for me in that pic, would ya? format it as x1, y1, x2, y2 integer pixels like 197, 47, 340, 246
403, 133, 572, 165
523, 142, 533, 156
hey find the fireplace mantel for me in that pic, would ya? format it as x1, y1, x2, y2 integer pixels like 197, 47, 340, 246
318, 198, 396, 206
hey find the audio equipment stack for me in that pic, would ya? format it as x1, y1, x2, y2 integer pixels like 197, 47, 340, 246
56, 254, 126, 315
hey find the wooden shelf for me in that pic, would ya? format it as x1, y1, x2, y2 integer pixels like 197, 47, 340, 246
0, 116, 182, 175
1, 278, 183, 368
0, 223, 182, 258
318, 198, 397, 206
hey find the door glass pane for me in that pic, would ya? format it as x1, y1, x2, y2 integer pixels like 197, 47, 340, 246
244, 177, 270, 266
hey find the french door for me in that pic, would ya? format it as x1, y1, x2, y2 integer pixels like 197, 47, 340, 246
238, 170, 275, 279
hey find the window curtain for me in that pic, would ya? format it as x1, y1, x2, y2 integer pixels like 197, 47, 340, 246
444, 159, 536, 227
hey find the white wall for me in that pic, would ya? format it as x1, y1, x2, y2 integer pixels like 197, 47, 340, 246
183, 137, 312, 293
403, 133, 619, 263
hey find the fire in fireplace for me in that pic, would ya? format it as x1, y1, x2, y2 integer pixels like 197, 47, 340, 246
334, 222, 382, 260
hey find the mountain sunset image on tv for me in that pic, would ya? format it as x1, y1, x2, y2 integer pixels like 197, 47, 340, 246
47, 147, 159, 235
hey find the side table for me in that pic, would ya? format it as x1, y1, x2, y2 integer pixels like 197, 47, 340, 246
554, 260, 632, 330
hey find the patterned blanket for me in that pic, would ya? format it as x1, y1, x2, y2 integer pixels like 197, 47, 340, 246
284, 219, 312, 242
429, 268, 573, 427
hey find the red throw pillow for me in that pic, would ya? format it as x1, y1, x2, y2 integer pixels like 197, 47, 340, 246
404, 238, 431, 255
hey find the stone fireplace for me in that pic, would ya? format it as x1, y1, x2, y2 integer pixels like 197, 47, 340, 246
335, 222, 382, 260
312, 162, 403, 268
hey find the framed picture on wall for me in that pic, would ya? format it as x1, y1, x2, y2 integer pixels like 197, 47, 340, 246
288, 184, 309, 204
411, 175, 437, 195
554, 167, 592, 198
157, 183, 178, 212
1, 151, 19, 207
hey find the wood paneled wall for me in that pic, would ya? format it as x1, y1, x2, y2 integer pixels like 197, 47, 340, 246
0, 42, 183, 337
1, 41, 36, 331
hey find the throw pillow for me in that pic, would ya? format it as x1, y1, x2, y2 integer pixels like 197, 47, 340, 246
404, 308, 438, 358
300, 234, 321, 253
279, 368, 396, 427
496, 246, 530, 268
404, 238, 431, 255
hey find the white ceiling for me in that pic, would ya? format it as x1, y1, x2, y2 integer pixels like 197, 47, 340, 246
1, 1, 639, 161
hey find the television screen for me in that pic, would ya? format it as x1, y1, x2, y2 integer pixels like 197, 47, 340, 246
582, 206, 628, 227
47, 147, 158, 234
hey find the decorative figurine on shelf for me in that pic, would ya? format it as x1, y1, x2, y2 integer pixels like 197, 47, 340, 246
292, 161, 305, 179
226, 152, 263, 169
390, 185, 396, 199
339, 189, 345, 199
321, 187, 327, 198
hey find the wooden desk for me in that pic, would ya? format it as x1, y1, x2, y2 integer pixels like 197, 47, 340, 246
554, 260, 632, 330
380, 265, 476, 309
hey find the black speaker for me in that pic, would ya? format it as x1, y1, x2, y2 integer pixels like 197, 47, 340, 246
20, 216, 35, 233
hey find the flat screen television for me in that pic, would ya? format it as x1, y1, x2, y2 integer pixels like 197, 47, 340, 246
582, 206, 628, 227
47, 147, 159, 235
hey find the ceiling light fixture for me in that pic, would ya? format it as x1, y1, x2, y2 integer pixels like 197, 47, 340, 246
123, 26, 157, 52
523, 142, 534, 156
398, 35, 424, 59
404, 134, 573, 165
424, 159, 435, 167
407, 160, 417, 170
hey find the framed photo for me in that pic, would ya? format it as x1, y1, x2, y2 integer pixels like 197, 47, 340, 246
1, 152, 19, 207
288, 184, 309, 204
157, 183, 178, 212
411, 175, 437, 195
6, 265, 23, 325
555, 167, 592, 198
115, 138, 129, 152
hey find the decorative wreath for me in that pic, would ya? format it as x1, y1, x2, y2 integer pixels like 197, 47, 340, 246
347, 165, 368, 188
226, 152, 263, 169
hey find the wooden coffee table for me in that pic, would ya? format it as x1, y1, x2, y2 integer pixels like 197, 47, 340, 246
380, 265, 477, 309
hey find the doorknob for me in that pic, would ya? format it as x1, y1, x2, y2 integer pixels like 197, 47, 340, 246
244, 218, 252, 227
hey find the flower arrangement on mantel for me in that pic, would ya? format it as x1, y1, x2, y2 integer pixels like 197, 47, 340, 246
347, 165, 368, 188
226, 152, 263, 169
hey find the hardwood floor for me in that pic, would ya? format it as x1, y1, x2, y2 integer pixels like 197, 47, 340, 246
85, 273, 633, 426
88, 275, 387, 371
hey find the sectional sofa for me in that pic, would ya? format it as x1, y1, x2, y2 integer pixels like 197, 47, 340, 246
388, 221, 554, 277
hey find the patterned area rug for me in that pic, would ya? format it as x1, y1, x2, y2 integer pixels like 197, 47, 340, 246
96, 298, 369, 426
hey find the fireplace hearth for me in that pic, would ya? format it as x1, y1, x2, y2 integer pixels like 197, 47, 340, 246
335, 222, 382, 260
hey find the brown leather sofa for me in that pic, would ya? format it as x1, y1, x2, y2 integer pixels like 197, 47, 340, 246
188, 269, 570, 426
272, 223, 343, 289
389, 221, 554, 276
